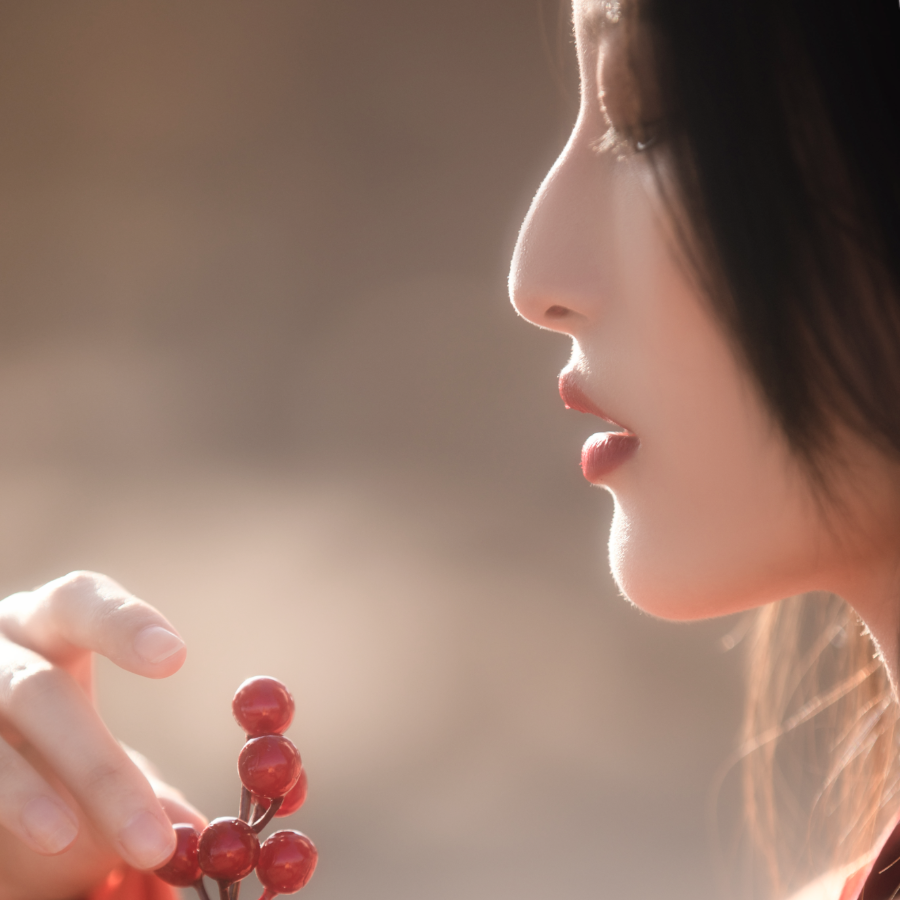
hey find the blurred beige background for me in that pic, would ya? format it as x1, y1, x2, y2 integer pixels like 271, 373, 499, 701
0, 2, 747, 898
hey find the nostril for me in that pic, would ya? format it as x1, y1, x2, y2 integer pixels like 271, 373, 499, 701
545, 305, 570, 320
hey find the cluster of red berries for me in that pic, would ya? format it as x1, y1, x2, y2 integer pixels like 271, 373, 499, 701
154, 677, 318, 900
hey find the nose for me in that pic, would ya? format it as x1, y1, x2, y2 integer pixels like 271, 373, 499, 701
509, 132, 611, 334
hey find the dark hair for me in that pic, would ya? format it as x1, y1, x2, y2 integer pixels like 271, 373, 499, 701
639, 0, 900, 475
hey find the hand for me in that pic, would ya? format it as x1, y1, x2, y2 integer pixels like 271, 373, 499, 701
0, 571, 206, 900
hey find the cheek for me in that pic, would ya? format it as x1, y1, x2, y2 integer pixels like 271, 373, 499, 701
608, 352, 824, 619
597, 181, 828, 618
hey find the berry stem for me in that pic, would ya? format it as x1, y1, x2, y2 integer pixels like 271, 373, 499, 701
193, 880, 212, 900
250, 796, 283, 833
253, 891, 276, 900
217, 882, 230, 900
239, 785, 252, 822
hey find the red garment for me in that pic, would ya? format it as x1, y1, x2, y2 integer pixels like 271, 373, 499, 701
840, 868, 869, 900
86, 867, 175, 900
840, 814, 900, 900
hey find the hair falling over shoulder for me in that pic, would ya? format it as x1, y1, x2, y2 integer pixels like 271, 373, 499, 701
742, 595, 900, 895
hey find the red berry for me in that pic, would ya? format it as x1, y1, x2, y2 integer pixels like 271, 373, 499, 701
254, 767, 308, 818
257, 830, 318, 894
155, 824, 202, 887
239, 734, 302, 799
233, 677, 294, 736
198, 817, 259, 882
275, 767, 308, 817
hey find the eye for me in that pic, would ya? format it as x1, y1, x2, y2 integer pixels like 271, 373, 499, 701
633, 122, 662, 153
592, 118, 662, 158
591, 121, 662, 160
596, 23, 663, 157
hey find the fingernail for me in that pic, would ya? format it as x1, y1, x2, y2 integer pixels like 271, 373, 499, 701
133, 626, 185, 664
21, 796, 78, 854
118, 811, 175, 870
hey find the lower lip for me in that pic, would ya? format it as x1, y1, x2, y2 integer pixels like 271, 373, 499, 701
581, 432, 640, 483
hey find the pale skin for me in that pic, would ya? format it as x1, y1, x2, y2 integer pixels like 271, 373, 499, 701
0, 571, 205, 900
509, 0, 900, 818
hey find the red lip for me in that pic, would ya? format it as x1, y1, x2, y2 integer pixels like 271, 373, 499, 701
558, 372, 639, 483
580, 432, 639, 483
558, 372, 626, 429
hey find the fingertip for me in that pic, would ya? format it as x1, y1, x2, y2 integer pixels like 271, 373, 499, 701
132, 626, 186, 674
20, 796, 79, 856
117, 810, 177, 870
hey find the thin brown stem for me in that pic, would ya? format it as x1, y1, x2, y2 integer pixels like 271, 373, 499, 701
239, 785, 252, 822
217, 882, 230, 900
251, 796, 283, 833
193, 880, 212, 900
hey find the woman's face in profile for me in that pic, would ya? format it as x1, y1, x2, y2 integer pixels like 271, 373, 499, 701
509, 0, 900, 622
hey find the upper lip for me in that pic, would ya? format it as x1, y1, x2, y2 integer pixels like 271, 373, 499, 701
558, 371, 630, 431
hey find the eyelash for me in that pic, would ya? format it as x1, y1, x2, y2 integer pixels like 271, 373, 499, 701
592, 123, 660, 158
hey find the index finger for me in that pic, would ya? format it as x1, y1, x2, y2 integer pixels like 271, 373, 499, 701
0, 572, 186, 679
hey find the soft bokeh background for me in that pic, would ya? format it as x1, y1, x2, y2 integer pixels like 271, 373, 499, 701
0, 2, 747, 897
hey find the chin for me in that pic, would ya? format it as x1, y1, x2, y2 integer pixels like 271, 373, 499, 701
607, 505, 797, 622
